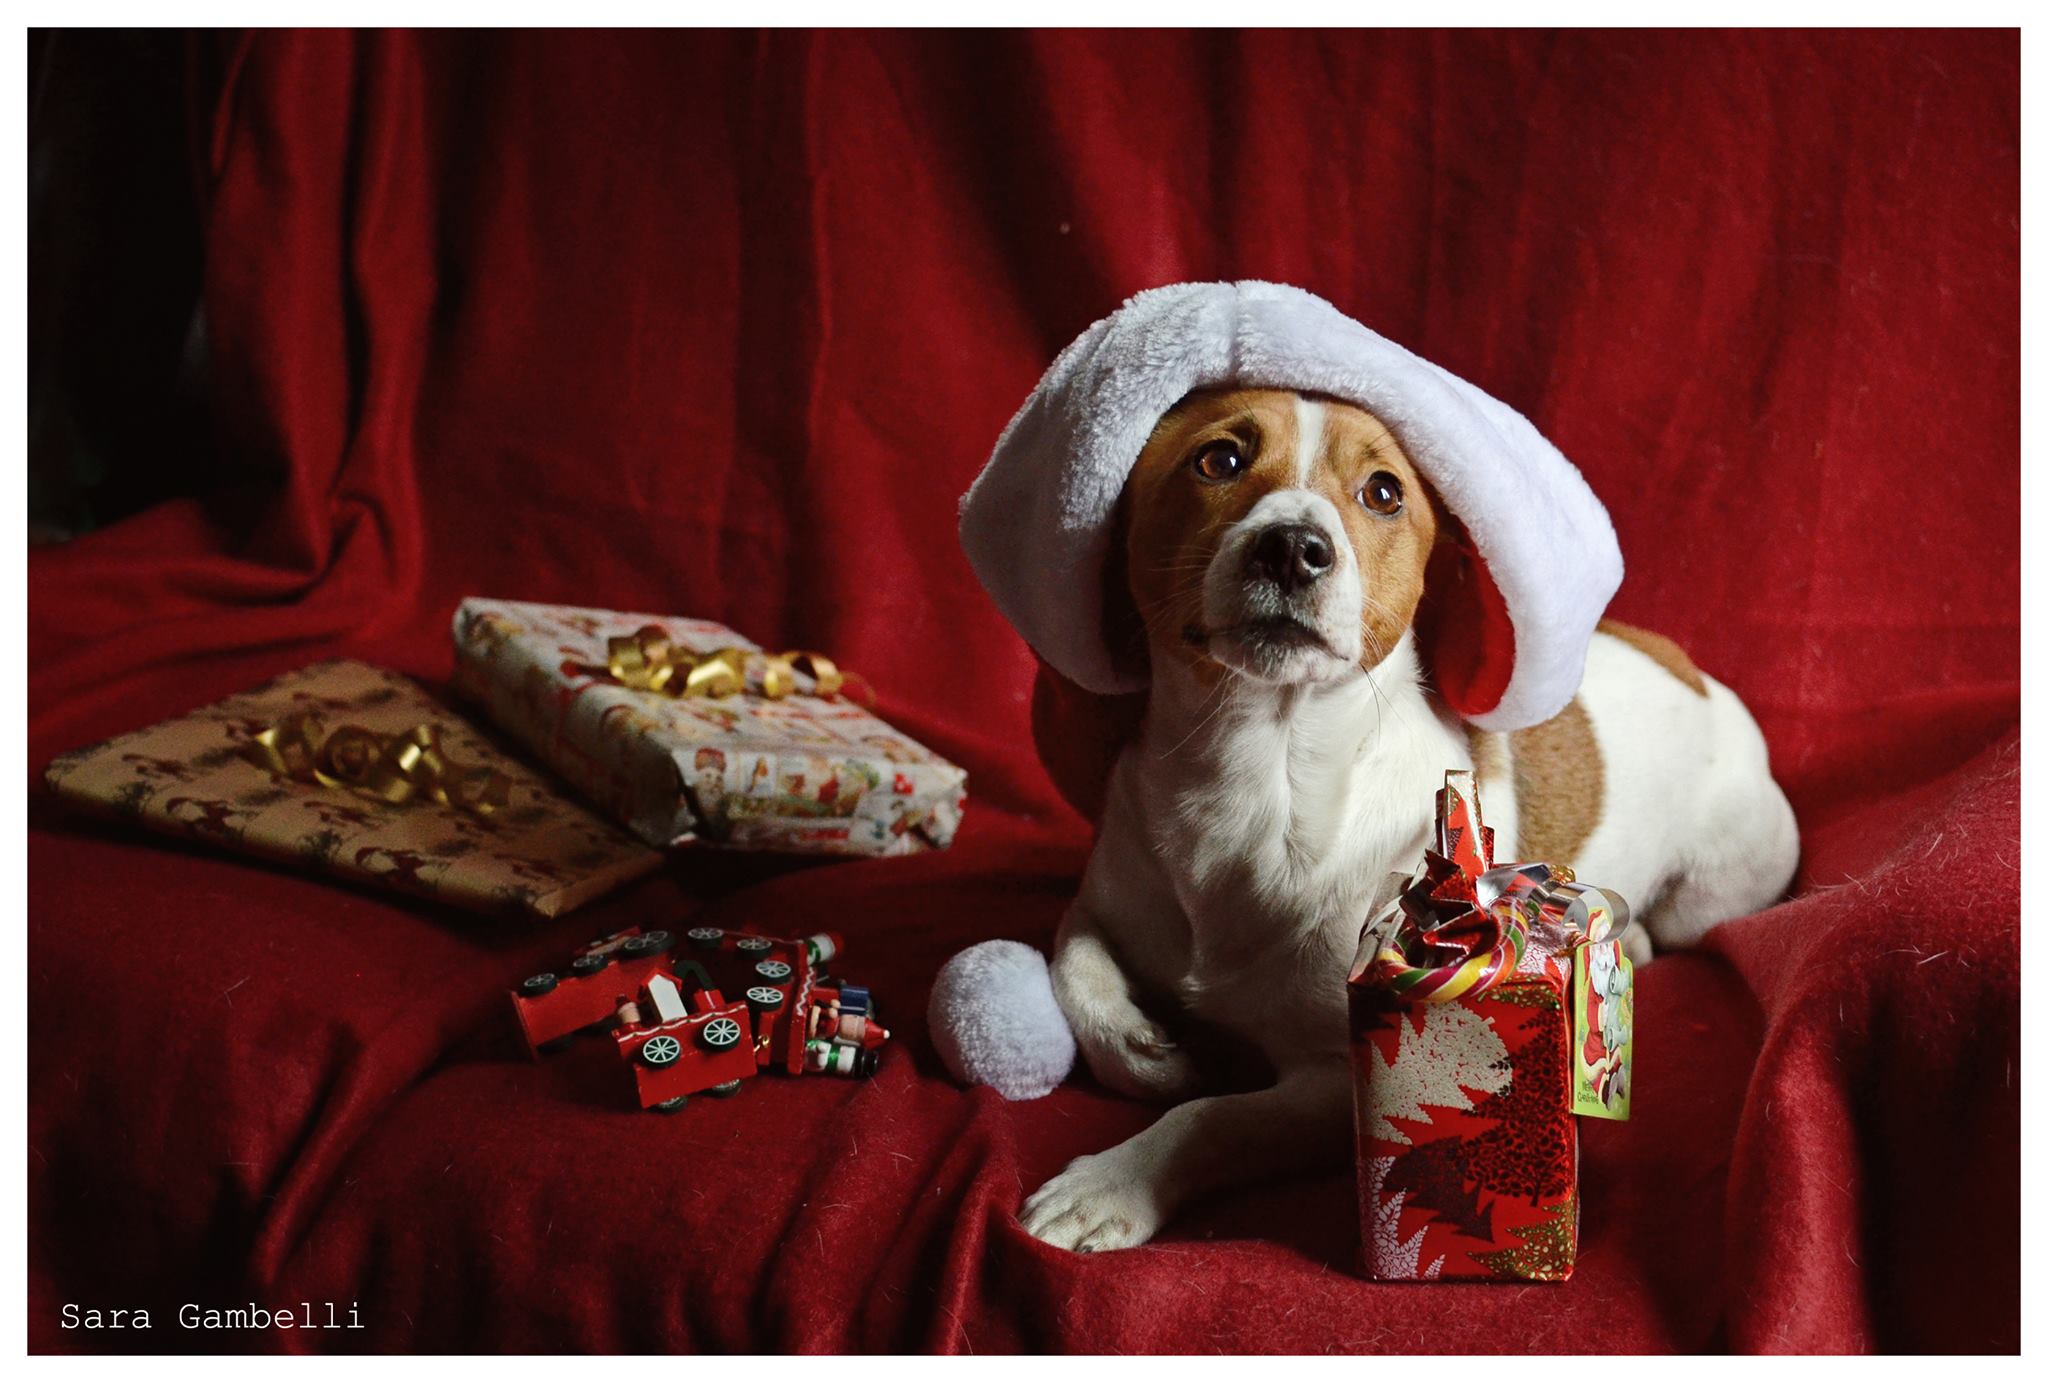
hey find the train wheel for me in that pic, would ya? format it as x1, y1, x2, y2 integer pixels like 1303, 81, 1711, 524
708, 1080, 742, 1098
639, 1034, 683, 1066
654, 1095, 688, 1114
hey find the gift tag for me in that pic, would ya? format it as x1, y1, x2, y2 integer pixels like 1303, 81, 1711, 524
1571, 939, 1633, 1120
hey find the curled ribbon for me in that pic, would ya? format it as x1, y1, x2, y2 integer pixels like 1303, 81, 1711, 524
600, 625, 859, 703
1362, 770, 1629, 1005
243, 713, 512, 816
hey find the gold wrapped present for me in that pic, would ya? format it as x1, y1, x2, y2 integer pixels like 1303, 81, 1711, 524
44, 660, 662, 917
451, 599, 968, 856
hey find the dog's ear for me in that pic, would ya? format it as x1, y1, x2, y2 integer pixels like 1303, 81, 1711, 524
1100, 487, 1148, 681
1026, 489, 1149, 822
1031, 659, 1145, 822
1413, 510, 1517, 721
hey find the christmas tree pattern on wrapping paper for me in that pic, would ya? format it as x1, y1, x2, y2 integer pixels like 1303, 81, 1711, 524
1381, 1124, 1495, 1240
1472, 1192, 1577, 1281
1362, 1002, 1509, 1144
1459, 983, 1574, 1201
1365, 977, 1577, 1278
1369, 1002, 1513, 1252
1363, 1155, 1445, 1279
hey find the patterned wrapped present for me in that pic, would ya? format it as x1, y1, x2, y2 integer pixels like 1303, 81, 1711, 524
450, 598, 968, 856
1348, 770, 1633, 1282
43, 660, 662, 918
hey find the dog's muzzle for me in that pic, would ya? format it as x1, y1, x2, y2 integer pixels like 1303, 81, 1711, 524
1198, 493, 1364, 679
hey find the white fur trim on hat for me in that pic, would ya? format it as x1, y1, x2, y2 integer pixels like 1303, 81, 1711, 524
958, 281, 1623, 732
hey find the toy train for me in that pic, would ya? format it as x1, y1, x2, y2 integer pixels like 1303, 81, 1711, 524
511, 925, 888, 1112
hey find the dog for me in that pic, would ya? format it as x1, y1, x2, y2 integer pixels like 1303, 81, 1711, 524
1015, 386, 1798, 1253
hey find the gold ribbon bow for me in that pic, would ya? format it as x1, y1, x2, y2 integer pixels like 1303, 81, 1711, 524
603, 625, 851, 701
243, 714, 513, 815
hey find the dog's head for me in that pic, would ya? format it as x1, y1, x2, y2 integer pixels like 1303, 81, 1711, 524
960, 283, 1624, 729
1120, 388, 1444, 686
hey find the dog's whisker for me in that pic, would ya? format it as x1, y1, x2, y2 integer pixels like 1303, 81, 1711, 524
1156, 683, 1233, 760
1133, 581, 1209, 620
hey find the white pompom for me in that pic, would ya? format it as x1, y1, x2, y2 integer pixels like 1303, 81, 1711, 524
928, 939, 1075, 1101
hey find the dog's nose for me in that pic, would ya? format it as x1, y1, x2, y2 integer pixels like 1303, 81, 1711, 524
1247, 523, 1335, 591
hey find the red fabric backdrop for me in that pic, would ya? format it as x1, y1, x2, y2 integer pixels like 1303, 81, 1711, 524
27, 30, 2017, 1353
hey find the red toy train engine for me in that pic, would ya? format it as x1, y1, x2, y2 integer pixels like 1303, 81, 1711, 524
510, 926, 888, 1111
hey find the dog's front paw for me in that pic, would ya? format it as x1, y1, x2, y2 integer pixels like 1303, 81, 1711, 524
1075, 1019, 1198, 1103
1020, 1152, 1165, 1253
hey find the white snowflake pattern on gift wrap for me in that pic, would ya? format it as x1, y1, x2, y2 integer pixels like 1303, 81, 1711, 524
1363, 1002, 1510, 1144
1365, 1154, 1445, 1279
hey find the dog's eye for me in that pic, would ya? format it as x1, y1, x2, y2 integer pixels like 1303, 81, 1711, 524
1190, 442, 1248, 483
1358, 470, 1404, 516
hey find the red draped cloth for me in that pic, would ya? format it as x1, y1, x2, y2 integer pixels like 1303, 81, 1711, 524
28, 30, 2016, 1352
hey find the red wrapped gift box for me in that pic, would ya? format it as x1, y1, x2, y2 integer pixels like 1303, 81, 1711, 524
1349, 770, 1630, 1282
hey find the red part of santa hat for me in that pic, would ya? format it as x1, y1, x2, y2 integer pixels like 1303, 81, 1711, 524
959, 282, 1623, 731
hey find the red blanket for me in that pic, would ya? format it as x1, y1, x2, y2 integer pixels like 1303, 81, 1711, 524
28, 30, 2017, 1353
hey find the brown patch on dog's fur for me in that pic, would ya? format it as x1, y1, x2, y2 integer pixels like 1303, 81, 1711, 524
1510, 699, 1604, 865
1122, 389, 1440, 678
1466, 727, 1509, 799
1598, 620, 1708, 697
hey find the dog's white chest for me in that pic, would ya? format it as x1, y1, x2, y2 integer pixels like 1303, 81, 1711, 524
1126, 667, 1467, 1053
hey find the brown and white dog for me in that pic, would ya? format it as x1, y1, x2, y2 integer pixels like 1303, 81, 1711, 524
1015, 386, 1799, 1253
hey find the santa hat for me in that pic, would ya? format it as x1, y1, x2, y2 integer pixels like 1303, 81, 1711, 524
958, 281, 1623, 732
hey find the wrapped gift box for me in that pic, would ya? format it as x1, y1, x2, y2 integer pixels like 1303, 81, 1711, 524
1348, 771, 1632, 1282
43, 660, 663, 918
451, 598, 968, 856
